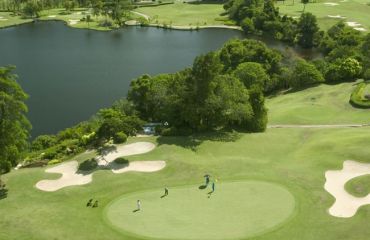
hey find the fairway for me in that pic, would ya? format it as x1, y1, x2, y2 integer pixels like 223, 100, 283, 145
135, 2, 229, 26
277, 0, 370, 31
105, 181, 295, 240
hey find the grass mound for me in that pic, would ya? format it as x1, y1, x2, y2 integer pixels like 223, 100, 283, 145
345, 174, 370, 198
104, 181, 295, 240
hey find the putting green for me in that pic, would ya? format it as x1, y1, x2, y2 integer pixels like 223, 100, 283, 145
104, 181, 296, 240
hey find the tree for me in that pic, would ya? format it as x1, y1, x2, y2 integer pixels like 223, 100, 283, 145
325, 58, 362, 83
233, 62, 270, 91
290, 59, 324, 88
246, 86, 267, 132
0, 66, 31, 173
296, 12, 319, 48
86, 14, 92, 29
22, 0, 42, 18
301, 0, 309, 12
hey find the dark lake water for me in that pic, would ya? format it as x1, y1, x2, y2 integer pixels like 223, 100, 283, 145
0, 21, 245, 137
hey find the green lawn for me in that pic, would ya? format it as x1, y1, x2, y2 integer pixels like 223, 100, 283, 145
105, 181, 295, 240
277, 0, 370, 31
0, 8, 141, 30
135, 2, 233, 26
0, 11, 32, 28
345, 174, 370, 197
1, 82, 370, 239
267, 81, 370, 124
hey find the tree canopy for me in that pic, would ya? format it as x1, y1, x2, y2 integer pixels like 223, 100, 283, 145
0, 66, 31, 173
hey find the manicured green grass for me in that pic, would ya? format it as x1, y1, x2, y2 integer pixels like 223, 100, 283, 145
277, 0, 370, 31
0, 11, 32, 28
267, 81, 370, 124
2, 127, 370, 239
0, 8, 140, 31
345, 174, 370, 197
1, 83, 370, 239
135, 2, 232, 26
105, 181, 295, 240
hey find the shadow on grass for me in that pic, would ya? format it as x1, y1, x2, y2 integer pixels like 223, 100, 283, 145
157, 129, 241, 151
0, 188, 8, 200
198, 185, 207, 190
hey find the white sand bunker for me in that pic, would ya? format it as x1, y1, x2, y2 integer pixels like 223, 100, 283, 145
354, 27, 367, 31
324, 160, 370, 218
68, 19, 79, 25
111, 161, 166, 174
36, 161, 92, 192
324, 2, 339, 6
0, 17, 8, 21
328, 15, 346, 19
48, 15, 56, 18
346, 21, 362, 27
36, 142, 165, 192
96, 142, 156, 166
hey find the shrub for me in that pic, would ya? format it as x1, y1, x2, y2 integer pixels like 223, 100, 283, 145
114, 157, 129, 165
161, 127, 192, 136
364, 69, 370, 80
113, 132, 127, 144
78, 158, 98, 171
350, 82, 370, 108
47, 159, 61, 165
42, 149, 58, 160
241, 17, 255, 34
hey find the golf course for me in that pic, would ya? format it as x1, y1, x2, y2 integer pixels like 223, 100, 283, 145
1, 0, 370, 238
1, 81, 370, 239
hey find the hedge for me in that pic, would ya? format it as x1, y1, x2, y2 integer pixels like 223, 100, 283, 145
350, 81, 370, 108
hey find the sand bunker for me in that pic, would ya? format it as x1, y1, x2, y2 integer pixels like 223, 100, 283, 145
0, 18, 8, 21
112, 161, 166, 174
324, 2, 339, 6
354, 27, 367, 31
324, 160, 370, 218
96, 142, 156, 166
36, 142, 165, 192
48, 15, 56, 18
328, 15, 346, 19
68, 19, 79, 25
346, 21, 361, 27
36, 161, 92, 192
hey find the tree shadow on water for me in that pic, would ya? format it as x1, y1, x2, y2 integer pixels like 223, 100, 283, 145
157, 129, 241, 151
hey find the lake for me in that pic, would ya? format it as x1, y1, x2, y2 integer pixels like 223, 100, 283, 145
0, 21, 244, 137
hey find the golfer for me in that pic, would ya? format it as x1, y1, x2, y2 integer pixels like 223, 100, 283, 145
212, 182, 215, 192
137, 200, 141, 211
164, 187, 169, 196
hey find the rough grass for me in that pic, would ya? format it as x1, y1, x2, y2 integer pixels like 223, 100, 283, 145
267, 81, 370, 124
135, 2, 231, 26
345, 174, 370, 197
277, 0, 370, 31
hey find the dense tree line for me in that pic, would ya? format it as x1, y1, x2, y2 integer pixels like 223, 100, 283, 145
0, 66, 31, 173
128, 39, 279, 134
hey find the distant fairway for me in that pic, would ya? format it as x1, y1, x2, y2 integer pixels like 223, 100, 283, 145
267, 81, 370, 124
105, 181, 295, 240
277, 0, 370, 31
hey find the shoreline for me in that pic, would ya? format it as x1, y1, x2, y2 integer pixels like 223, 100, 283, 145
0, 17, 241, 32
